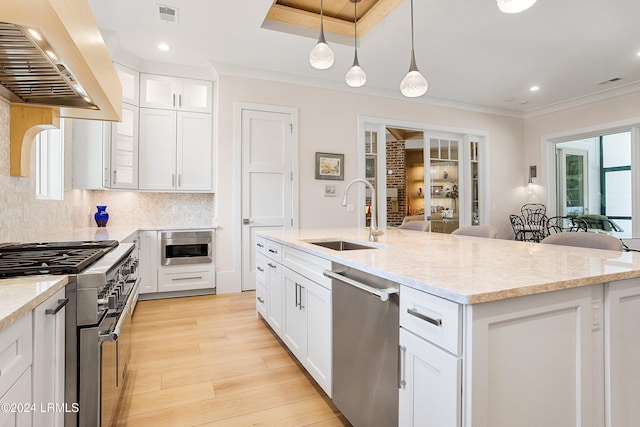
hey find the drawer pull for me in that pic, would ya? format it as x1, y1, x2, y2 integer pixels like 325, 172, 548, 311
268, 263, 276, 269
257, 266, 264, 272
257, 297, 264, 303
172, 276, 203, 281
45, 298, 69, 315
257, 243, 264, 248
407, 308, 442, 327
268, 248, 278, 254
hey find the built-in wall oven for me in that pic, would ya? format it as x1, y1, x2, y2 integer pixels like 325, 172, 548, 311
160, 230, 213, 266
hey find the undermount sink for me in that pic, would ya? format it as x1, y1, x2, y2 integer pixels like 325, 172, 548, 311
307, 240, 377, 251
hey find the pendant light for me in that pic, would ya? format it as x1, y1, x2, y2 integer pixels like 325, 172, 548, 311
345, 0, 366, 87
400, 0, 428, 98
497, 0, 537, 13
309, 0, 334, 70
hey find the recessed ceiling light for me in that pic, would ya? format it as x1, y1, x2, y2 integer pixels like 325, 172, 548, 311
529, 86, 540, 92
637, 51, 640, 57
158, 43, 170, 51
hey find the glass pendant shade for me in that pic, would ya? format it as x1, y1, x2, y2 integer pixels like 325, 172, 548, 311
346, 63, 366, 87
401, 0, 427, 98
345, 0, 366, 88
309, 41, 334, 69
496, 0, 537, 13
309, 0, 334, 69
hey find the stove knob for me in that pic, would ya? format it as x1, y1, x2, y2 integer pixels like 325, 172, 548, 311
108, 295, 117, 309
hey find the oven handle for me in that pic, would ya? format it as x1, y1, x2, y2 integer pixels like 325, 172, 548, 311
98, 277, 139, 343
99, 304, 130, 342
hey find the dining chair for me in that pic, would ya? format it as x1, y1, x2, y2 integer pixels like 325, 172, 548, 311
540, 232, 623, 251
398, 220, 430, 232
509, 214, 527, 241
521, 203, 546, 218
526, 212, 549, 242
451, 225, 498, 238
547, 216, 588, 234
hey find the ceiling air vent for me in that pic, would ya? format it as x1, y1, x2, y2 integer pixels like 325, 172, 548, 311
596, 76, 622, 85
157, 5, 179, 23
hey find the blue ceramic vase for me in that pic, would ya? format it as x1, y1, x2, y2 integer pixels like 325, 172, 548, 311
94, 205, 109, 227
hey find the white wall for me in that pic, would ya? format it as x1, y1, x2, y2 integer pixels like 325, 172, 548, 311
214, 74, 525, 292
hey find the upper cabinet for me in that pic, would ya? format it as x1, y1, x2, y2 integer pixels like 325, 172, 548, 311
140, 74, 212, 113
73, 66, 215, 193
115, 63, 140, 106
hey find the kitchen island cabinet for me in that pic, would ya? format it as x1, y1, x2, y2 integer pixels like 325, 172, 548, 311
257, 228, 640, 427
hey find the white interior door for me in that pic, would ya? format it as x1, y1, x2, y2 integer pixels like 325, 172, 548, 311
557, 148, 589, 216
241, 108, 295, 291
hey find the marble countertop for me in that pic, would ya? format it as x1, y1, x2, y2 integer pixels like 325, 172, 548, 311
259, 228, 640, 304
0, 276, 68, 332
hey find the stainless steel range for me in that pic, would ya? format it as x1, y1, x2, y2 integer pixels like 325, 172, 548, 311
0, 240, 139, 427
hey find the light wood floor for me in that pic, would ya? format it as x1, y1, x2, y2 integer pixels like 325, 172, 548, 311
114, 291, 350, 427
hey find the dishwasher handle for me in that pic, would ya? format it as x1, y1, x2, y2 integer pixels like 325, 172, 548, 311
323, 269, 399, 302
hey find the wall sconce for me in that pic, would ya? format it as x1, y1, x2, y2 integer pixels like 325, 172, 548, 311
527, 165, 536, 193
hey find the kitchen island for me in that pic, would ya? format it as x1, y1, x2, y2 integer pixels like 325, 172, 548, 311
256, 227, 640, 427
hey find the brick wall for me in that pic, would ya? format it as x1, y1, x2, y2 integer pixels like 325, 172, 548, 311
386, 139, 406, 226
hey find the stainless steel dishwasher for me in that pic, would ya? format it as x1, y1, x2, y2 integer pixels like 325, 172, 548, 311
324, 263, 400, 427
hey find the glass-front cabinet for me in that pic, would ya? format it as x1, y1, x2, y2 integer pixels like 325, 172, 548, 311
428, 138, 459, 233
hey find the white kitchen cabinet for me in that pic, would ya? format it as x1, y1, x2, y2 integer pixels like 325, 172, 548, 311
33, 288, 67, 427
266, 255, 284, 335
138, 230, 159, 294
605, 278, 640, 426
0, 313, 32, 427
399, 328, 461, 427
0, 368, 32, 427
279, 244, 332, 396
72, 103, 139, 190
138, 109, 212, 191
140, 73, 212, 113
464, 284, 604, 427
114, 63, 139, 105
399, 283, 604, 427
158, 264, 215, 292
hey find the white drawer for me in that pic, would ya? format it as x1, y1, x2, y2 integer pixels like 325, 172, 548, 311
158, 264, 215, 292
256, 282, 267, 319
265, 241, 282, 263
0, 314, 32, 398
400, 285, 462, 356
256, 253, 267, 283
255, 236, 267, 256
282, 245, 332, 289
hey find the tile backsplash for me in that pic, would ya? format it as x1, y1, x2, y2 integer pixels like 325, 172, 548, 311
0, 98, 214, 243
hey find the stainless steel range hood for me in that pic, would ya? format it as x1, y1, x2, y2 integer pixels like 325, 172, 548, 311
1, 0, 122, 176
0, 0, 121, 120
0, 22, 99, 110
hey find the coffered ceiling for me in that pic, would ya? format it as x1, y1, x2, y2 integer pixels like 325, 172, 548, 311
88, 0, 640, 115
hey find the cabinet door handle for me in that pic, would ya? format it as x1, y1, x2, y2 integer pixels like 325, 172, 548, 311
172, 93, 176, 107
299, 284, 305, 310
178, 174, 182, 187
398, 345, 406, 389
172, 174, 175, 187
294, 283, 300, 308
45, 298, 69, 315
407, 308, 442, 327
178, 94, 182, 107
113, 170, 117, 184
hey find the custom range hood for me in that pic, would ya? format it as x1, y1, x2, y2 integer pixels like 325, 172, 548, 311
1, 0, 122, 176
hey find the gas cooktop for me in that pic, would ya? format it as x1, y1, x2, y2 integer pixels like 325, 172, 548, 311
0, 240, 119, 278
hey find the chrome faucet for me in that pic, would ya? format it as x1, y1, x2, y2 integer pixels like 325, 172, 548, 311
342, 178, 384, 242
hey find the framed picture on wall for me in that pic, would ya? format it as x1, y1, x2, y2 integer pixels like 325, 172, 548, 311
315, 152, 344, 180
